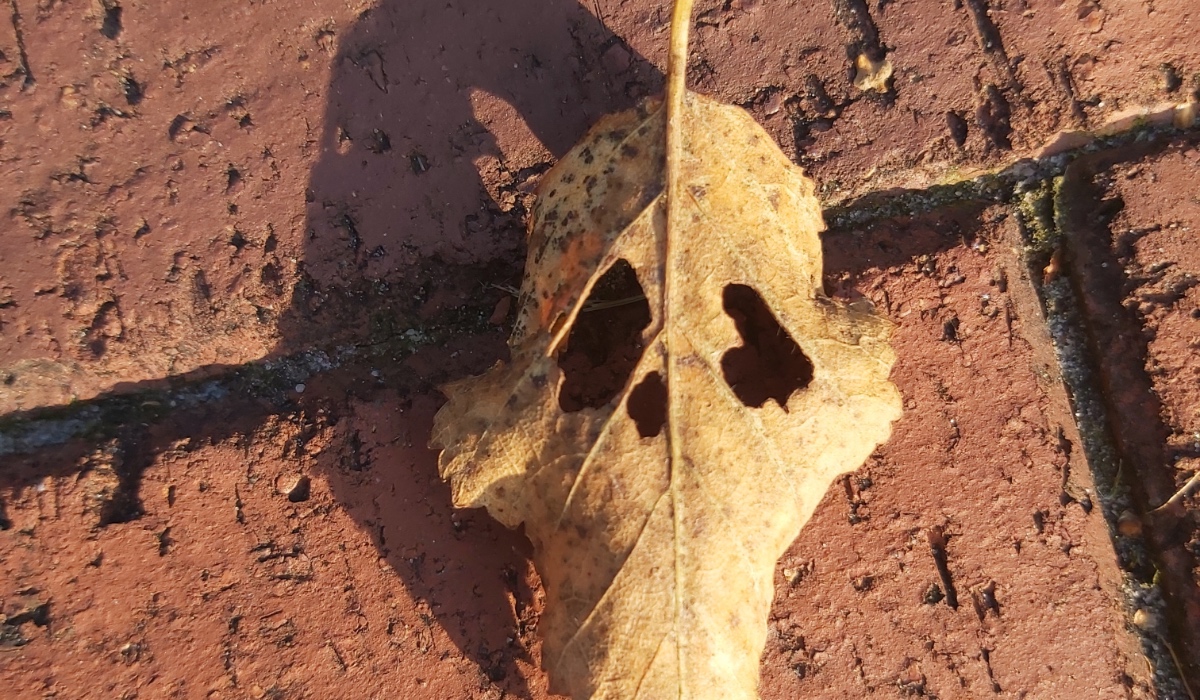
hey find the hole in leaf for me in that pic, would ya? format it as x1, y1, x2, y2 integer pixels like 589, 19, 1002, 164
557, 259, 650, 413
627, 372, 667, 438
720, 284, 814, 409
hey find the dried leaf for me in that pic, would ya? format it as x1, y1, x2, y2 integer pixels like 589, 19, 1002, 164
431, 2, 901, 698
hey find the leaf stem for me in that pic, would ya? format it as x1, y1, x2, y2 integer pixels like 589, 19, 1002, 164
666, 0, 694, 219
665, 0, 694, 693
667, 0, 694, 123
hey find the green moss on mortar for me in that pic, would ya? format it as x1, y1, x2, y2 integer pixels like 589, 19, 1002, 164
825, 174, 1009, 230
1015, 177, 1061, 256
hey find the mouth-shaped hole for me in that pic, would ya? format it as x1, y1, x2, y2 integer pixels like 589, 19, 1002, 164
720, 284, 814, 409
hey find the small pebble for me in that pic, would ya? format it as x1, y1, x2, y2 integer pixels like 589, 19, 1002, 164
1116, 510, 1142, 537
1132, 607, 1159, 631
295, 383, 306, 393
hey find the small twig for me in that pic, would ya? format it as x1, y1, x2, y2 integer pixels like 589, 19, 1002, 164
1164, 636, 1198, 700
489, 283, 521, 296
1149, 470, 1200, 517
489, 283, 645, 312
581, 294, 647, 312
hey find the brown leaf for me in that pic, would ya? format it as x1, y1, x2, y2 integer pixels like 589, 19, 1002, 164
430, 2, 901, 698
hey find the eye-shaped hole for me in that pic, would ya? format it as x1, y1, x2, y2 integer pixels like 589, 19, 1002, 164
557, 259, 650, 413
720, 284, 813, 409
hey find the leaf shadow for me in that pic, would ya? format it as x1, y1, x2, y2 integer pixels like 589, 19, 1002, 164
281, 1, 665, 696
